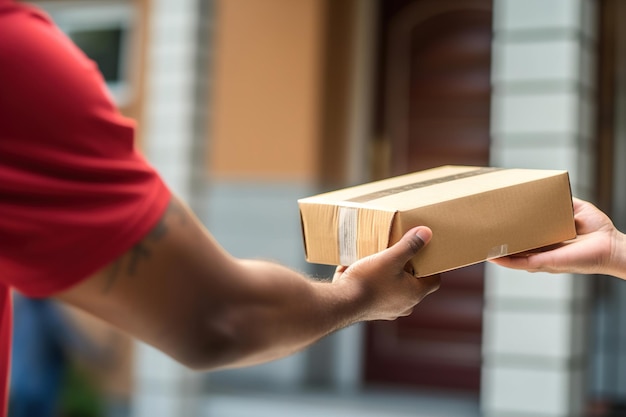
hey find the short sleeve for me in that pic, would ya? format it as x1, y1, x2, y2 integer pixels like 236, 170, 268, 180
0, 5, 171, 297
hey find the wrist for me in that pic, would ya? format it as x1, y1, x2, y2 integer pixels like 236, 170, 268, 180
319, 277, 371, 326
608, 230, 626, 280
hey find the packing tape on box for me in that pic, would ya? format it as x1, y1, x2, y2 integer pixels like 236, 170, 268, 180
346, 167, 502, 203
338, 206, 358, 265
337, 168, 504, 266
487, 244, 509, 259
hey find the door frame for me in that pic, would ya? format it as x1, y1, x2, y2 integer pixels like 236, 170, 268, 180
320, 0, 379, 391
384, 0, 492, 175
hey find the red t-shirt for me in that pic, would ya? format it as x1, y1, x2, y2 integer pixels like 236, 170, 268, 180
0, 1, 171, 414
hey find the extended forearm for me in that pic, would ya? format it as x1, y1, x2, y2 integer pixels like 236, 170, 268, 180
56, 195, 437, 373
200, 259, 365, 369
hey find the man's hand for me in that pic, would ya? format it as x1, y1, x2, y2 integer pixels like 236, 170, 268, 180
490, 198, 626, 279
332, 227, 440, 321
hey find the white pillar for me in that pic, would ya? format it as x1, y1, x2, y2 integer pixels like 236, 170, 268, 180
482, 0, 596, 416
132, 0, 211, 416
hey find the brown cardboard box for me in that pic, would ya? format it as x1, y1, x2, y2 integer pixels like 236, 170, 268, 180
298, 165, 576, 277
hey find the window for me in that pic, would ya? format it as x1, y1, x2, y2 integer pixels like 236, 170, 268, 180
31, 1, 136, 106
70, 28, 124, 83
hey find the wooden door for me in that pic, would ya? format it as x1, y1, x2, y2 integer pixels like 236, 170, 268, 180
365, 0, 492, 393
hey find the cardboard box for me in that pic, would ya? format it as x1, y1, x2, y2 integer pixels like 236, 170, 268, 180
298, 165, 576, 277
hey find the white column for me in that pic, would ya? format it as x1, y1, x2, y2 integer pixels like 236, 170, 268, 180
483, 0, 596, 416
132, 0, 211, 416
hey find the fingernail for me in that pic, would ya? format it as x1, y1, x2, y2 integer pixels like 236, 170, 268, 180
415, 228, 429, 243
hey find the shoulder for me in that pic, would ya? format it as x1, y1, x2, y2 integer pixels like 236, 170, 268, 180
0, 2, 65, 56
0, 2, 117, 120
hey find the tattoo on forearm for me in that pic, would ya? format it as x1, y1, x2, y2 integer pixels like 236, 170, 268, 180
127, 244, 151, 275
102, 197, 186, 293
103, 259, 122, 293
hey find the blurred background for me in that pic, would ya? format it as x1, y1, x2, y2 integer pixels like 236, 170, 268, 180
15, 0, 626, 416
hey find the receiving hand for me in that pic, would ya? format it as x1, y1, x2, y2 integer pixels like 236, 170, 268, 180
490, 198, 626, 279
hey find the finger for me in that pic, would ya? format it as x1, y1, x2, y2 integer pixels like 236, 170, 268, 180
335, 265, 348, 274
572, 198, 593, 220
416, 274, 441, 296
489, 256, 533, 270
332, 265, 348, 282
572, 197, 585, 210
490, 251, 564, 273
383, 226, 432, 267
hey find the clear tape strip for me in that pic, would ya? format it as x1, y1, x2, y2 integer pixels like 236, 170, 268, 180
487, 244, 509, 259
338, 206, 358, 265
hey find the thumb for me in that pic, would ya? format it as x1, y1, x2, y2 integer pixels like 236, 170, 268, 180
383, 226, 432, 267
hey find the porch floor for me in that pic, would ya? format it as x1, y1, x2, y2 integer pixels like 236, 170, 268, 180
201, 386, 481, 417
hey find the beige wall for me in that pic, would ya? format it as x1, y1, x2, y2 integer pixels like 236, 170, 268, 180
128, 0, 150, 146
209, 0, 325, 181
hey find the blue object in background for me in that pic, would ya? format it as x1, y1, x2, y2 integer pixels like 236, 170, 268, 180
9, 293, 101, 417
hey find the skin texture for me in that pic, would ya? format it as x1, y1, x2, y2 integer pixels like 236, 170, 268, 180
57, 195, 440, 370
491, 197, 626, 280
